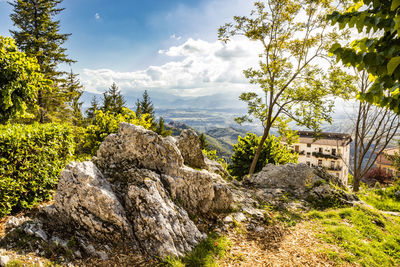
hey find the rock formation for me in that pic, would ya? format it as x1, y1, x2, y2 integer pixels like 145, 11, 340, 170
40, 123, 232, 258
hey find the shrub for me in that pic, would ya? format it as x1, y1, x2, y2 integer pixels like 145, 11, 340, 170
80, 108, 152, 156
228, 133, 297, 179
365, 168, 393, 185
0, 123, 75, 217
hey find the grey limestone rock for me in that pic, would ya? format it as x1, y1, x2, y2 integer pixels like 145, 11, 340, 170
40, 123, 232, 258
177, 129, 207, 169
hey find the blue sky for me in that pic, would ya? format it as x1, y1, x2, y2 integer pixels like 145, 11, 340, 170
0, 0, 264, 100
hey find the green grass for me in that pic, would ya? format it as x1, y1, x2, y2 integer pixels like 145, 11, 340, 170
359, 183, 400, 212
161, 233, 231, 267
306, 206, 400, 266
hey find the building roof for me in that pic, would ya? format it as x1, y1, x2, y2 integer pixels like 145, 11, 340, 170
296, 131, 352, 147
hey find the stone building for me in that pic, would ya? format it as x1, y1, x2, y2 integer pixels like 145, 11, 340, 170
376, 147, 400, 178
284, 131, 352, 185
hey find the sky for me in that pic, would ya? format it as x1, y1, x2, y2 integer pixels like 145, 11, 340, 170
0, 0, 264, 100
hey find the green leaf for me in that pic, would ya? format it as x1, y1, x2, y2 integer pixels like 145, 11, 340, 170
391, 0, 400, 11
387, 56, 400, 75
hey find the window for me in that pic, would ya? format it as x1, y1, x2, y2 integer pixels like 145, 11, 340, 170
318, 160, 322, 167
295, 145, 299, 152
319, 147, 323, 153
306, 161, 310, 166
331, 161, 335, 169
332, 148, 336, 156
307, 143, 311, 148
306, 152, 311, 158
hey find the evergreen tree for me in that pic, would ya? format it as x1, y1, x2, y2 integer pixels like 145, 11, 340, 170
199, 133, 207, 150
155, 117, 171, 137
86, 96, 99, 120
102, 82, 126, 114
9, 0, 75, 122
135, 90, 156, 128
57, 70, 83, 125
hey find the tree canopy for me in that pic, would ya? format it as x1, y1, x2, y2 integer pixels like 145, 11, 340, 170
219, 0, 354, 175
0, 36, 50, 124
328, 0, 400, 114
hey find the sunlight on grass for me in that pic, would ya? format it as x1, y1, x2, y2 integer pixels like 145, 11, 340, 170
359, 184, 400, 212
161, 233, 231, 267
307, 206, 400, 266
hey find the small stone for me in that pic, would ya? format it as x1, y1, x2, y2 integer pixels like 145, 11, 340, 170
255, 226, 265, 233
85, 244, 96, 255
34, 229, 48, 241
104, 245, 111, 252
97, 251, 109, 260
234, 212, 247, 222
223, 215, 233, 223
74, 250, 82, 259
0, 255, 10, 267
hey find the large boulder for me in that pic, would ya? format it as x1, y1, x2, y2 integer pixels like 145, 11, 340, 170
248, 163, 357, 206
40, 123, 232, 258
176, 129, 207, 169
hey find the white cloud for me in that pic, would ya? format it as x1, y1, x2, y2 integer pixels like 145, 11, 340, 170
170, 34, 182, 40
94, 13, 101, 21
81, 37, 263, 97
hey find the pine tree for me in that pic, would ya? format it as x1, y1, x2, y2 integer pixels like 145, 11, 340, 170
155, 117, 171, 137
9, 0, 75, 122
64, 71, 83, 126
136, 90, 156, 128
199, 133, 207, 150
86, 96, 99, 120
102, 82, 126, 114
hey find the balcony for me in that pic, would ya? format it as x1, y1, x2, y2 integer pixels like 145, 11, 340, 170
312, 152, 340, 160
327, 166, 343, 171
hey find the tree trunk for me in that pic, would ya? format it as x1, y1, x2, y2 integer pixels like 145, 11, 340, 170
248, 126, 270, 176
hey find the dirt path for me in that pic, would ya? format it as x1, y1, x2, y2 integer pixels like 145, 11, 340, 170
219, 222, 353, 267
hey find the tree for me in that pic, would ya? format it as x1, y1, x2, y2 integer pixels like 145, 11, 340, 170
155, 117, 172, 137
350, 69, 400, 192
328, 0, 400, 114
219, 0, 353, 176
199, 133, 207, 150
9, 0, 75, 122
0, 36, 50, 124
228, 133, 297, 179
86, 96, 99, 120
102, 83, 126, 114
135, 90, 156, 128
65, 71, 84, 126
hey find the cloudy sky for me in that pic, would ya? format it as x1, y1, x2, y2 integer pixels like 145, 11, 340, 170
0, 0, 263, 100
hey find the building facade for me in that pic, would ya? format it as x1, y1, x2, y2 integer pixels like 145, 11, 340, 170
376, 147, 400, 178
284, 131, 352, 185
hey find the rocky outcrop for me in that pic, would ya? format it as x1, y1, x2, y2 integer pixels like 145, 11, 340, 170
176, 129, 207, 169
248, 163, 357, 206
38, 123, 232, 259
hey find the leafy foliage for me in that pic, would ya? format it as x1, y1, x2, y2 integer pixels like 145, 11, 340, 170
228, 133, 297, 179
9, 0, 77, 122
360, 182, 400, 212
219, 0, 354, 175
0, 36, 50, 124
102, 82, 126, 114
0, 123, 75, 217
328, 0, 400, 114
81, 108, 152, 156
365, 167, 393, 185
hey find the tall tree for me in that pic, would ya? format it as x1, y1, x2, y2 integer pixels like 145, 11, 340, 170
219, 0, 353, 176
0, 36, 50, 124
350, 69, 400, 192
63, 71, 83, 126
9, 0, 75, 122
86, 96, 99, 120
155, 117, 172, 137
135, 90, 156, 128
328, 0, 400, 114
102, 82, 126, 114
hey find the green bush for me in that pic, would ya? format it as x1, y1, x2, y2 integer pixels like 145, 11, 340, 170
228, 133, 297, 179
80, 108, 152, 156
0, 123, 75, 217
